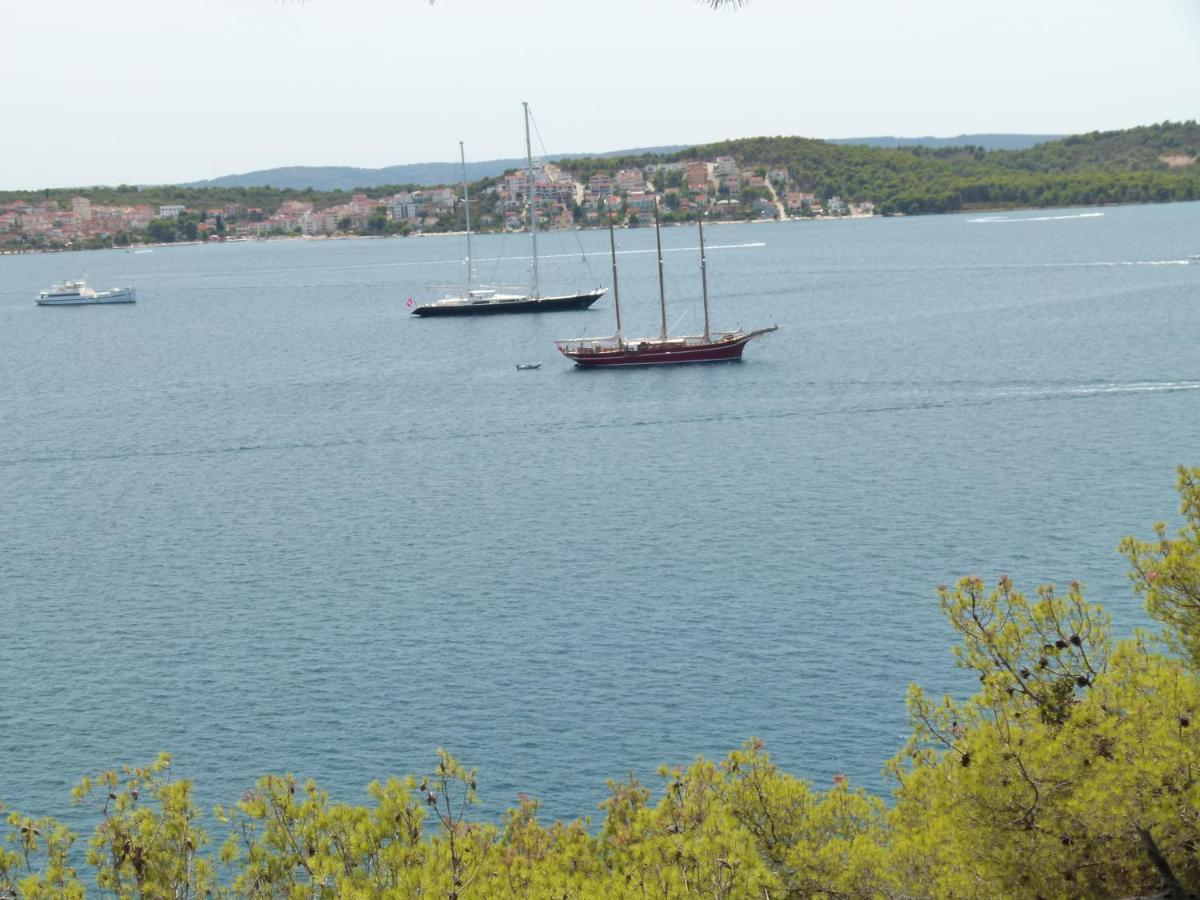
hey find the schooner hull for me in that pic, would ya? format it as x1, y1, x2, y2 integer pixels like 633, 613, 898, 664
559, 332, 767, 367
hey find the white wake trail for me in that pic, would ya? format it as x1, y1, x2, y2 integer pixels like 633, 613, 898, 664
968, 212, 1105, 224
993, 381, 1200, 400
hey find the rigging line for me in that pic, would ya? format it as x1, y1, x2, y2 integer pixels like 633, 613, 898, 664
565, 216, 598, 286
527, 106, 599, 288
528, 106, 573, 280
528, 107, 548, 164
575, 233, 598, 286
485, 228, 510, 286
670, 307, 694, 334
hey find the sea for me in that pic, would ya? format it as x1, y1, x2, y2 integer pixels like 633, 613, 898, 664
1, 202, 1198, 832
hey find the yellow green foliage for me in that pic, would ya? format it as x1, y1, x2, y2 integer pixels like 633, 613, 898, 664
1122, 465, 1200, 667
881, 466, 1200, 899
71, 752, 214, 899
0, 803, 83, 899
2, 466, 1198, 897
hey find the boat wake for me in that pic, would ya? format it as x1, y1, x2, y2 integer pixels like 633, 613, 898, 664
987, 380, 1200, 399
792, 380, 1200, 420
968, 212, 1105, 224
1044, 259, 1193, 267
867, 257, 1195, 272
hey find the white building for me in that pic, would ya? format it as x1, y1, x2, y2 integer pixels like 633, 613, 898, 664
714, 156, 740, 177
588, 173, 613, 197
301, 209, 338, 235
389, 192, 420, 220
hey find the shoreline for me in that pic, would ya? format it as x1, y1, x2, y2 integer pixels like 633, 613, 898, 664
0, 199, 1188, 256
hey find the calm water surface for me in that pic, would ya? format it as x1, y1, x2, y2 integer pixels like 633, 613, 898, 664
1, 203, 1198, 828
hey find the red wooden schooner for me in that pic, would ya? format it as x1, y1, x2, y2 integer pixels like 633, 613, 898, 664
556, 204, 776, 367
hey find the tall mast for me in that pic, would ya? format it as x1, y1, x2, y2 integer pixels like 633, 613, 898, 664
698, 215, 710, 342
459, 141, 472, 293
523, 101, 540, 299
653, 198, 667, 341
609, 220, 622, 344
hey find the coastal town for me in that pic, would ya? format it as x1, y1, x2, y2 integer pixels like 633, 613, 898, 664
0, 154, 875, 252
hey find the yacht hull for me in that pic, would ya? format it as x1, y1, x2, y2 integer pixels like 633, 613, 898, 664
37, 287, 136, 306
412, 290, 604, 317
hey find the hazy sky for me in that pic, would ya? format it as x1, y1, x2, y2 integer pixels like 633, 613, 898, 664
5, 0, 1199, 189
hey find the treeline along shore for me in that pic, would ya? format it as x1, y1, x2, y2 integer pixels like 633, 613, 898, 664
4, 467, 1200, 898
1, 121, 1198, 253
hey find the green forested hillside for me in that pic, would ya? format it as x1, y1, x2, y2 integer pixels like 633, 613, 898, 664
560, 121, 1200, 215
990, 121, 1200, 172
708, 121, 1200, 213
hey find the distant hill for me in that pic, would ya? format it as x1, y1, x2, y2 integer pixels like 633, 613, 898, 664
187, 146, 687, 191
828, 134, 1062, 151
184, 137, 1061, 191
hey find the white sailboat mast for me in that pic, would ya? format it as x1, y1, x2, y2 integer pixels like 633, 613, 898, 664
698, 215, 711, 343
653, 198, 668, 341
460, 141, 472, 293
523, 101, 540, 299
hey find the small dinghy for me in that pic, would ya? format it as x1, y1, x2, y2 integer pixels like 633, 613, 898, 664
515, 363, 542, 370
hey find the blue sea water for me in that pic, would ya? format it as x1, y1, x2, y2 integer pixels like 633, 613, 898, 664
1, 203, 1198, 832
